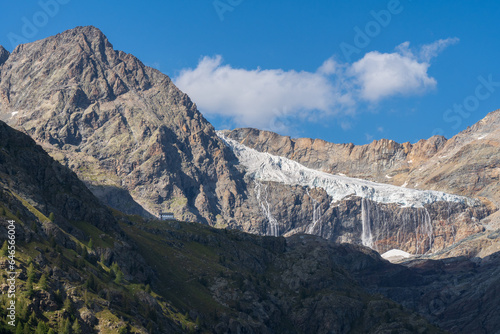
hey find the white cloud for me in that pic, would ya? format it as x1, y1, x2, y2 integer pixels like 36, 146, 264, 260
175, 55, 351, 130
174, 38, 458, 131
418, 38, 459, 62
350, 51, 436, 101
317, 57, 339, 75
349, 38, 459, 102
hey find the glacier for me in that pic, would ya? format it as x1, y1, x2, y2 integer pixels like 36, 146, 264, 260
217, 132, 475, 208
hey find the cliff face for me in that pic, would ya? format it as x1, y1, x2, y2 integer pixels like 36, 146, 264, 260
221, 114, 500, 256
218, 132, 491, 255
249, 183, 486, 255
0, 26, 246, 225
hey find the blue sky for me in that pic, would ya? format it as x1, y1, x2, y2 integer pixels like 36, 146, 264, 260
1, 0, 500, 145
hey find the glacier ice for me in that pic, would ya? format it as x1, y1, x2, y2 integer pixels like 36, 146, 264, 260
217, 132, 475, 208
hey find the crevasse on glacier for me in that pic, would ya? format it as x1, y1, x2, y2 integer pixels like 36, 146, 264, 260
217, 132, 474, 208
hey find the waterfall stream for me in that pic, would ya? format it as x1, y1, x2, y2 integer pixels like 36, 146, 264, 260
306, 190, 323, 235
254, 182, 280, 237
361, 198, 374, 249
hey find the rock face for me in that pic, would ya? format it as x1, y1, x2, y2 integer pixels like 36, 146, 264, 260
0, 26, 246, 225
219, 132, 490, 255
253, 184, 486, 254
238, 178, 488, 255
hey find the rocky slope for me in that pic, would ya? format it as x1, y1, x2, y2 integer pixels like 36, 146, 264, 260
0, 120, 184, 332
121, 215, 448, 334
0, 26, 246, 225
0, 121, 114, 232
0, 120, 447, 333
123, 215, 500, 334
403, 110, 500, 203
359, 248, 500, 334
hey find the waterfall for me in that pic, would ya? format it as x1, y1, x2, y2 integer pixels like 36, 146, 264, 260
306, 190, 323, 235
420, 208, 433, 254
254, 182, 279, 237
361, 198, 374, 249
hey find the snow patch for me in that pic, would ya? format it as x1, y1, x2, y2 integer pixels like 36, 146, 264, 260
381, 249, 411, 262
11, 111, 18, 117
385, 175, 392, 179
217, 132, 475, 208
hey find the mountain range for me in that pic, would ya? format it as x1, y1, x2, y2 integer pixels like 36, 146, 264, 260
1, 26, 500, 333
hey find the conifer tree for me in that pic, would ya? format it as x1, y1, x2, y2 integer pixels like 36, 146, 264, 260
72, 319, 82, 334
39, 274, 48, 290
1, 240, 7, 256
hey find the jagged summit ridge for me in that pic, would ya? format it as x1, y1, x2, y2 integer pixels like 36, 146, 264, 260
223, 127, 449, 186
217, 131, 476, 208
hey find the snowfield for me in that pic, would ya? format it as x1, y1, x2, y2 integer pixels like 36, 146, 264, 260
217, 132, 475, 208
381, 249, 412, 262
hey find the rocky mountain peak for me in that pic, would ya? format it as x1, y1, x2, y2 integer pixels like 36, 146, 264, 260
1, 26, 155, 113
0, 27, 245, 224
12, 25, 111, 56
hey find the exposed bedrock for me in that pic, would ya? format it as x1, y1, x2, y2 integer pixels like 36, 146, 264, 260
243, 181, 489, 255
